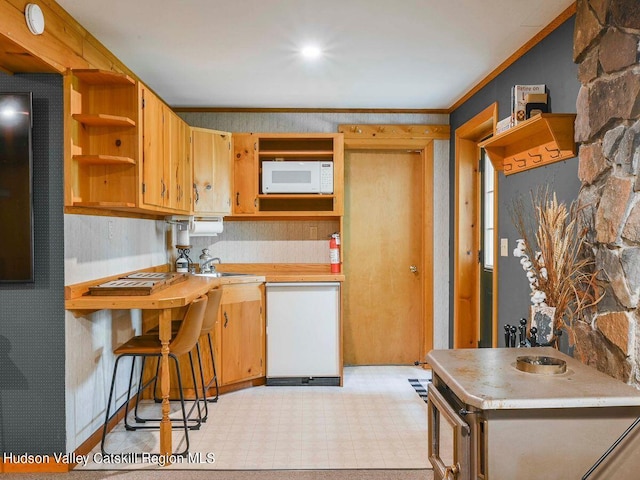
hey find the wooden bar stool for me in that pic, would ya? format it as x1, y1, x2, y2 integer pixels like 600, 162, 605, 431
101, 294, 208, 456
147, 287, 223, 421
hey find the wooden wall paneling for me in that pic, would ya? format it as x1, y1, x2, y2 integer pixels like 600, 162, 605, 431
0, 0, 135, 74
339, 124, 450, 141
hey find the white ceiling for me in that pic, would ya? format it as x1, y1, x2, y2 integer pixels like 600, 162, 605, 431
56, 0, 575, 110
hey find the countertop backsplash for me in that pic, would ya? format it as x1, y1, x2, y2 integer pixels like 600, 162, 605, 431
177, 220, 339, 265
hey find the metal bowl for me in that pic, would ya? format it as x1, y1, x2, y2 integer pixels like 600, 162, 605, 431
516, 355, 567, 375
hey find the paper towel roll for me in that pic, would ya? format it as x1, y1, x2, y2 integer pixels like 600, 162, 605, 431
189, 219, 224, 236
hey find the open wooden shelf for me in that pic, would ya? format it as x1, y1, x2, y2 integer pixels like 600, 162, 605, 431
257, 194, 336, 199
73, 155, 136, 165
72, 113, 136, 128
259, 150, 334, 158
72, 69, 135, 85
479, 113, 576, 175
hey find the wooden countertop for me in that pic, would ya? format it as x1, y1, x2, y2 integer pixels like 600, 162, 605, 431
216, 263, 345, 283
65, 263, 342, 311
65, 268, 265, 311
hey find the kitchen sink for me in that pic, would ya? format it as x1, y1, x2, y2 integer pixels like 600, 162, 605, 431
194, 272, 250, 277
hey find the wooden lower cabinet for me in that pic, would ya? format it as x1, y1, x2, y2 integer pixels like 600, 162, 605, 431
143, 282, 264, 399
218, 283, 264, 385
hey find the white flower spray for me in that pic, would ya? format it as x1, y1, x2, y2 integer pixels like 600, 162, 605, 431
513, 239, 548, 307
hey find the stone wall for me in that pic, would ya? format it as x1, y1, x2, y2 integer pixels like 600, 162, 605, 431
574, 0, 640, 384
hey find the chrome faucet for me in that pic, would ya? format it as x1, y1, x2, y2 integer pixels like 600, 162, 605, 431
201, 257, 221, 273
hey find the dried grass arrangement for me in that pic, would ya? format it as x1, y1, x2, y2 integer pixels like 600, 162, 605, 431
511, 187, 602, 349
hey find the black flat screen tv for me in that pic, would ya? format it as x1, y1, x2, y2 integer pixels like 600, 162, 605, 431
0, 92, 34, 282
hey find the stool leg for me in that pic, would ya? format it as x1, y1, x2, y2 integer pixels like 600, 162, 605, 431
186, 350, 203, 429
195, 342, 209, 421
207, 332, 219, 402
133, 356, 147, 422
171, 353, 190, 456
123, 356, 138, 431
101, 354, 126, 455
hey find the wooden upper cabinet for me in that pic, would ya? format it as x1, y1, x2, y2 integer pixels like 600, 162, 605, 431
171, 114, 192, 212
191, 127, 232, 216
232, 133, 258, 215
65, 69, 139, 209
141, 86, 166, 208
231, 132, 344, 217
140, 85, 191, 213
65, 71, 191, 216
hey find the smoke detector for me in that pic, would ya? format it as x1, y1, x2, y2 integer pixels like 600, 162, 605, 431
25, 3, 45, 35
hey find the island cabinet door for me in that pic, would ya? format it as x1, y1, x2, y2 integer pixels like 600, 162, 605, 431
219, 283, 264, 385
427, 385, 473, 480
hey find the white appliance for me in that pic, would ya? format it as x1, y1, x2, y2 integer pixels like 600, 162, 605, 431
266, 282, 340, 386
262, 161, 333, 194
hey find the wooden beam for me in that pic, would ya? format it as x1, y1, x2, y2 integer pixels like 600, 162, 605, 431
0, 0, 138, 76
339, 124, 450, 148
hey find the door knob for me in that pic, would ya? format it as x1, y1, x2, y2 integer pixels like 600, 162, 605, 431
410, 265, 418, 274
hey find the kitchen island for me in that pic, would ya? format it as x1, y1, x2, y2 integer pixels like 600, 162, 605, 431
426, 347, 640, 479
65, 267, 265, 460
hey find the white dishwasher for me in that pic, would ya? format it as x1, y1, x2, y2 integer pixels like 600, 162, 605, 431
265, 282, 341, 386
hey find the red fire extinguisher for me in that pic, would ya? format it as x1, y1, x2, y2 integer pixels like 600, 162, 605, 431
330, 232, 341, 273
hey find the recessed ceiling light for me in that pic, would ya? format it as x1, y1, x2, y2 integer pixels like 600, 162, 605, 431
301, 46, 322, 59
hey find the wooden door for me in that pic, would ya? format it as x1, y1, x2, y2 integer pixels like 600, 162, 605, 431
141, 88, 166, 208
232, 133, 257, 215
168, 112, 190, 212
191, 128, 214, 213
343, 150, 424, 365
212, 132, 232, 215
192, 128, 232, 215
220, 284, 264, 385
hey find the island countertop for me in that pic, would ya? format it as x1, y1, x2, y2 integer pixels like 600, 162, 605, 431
427, 347, 640, 410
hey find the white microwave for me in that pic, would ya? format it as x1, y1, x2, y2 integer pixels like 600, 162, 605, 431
262, 161, 333, 194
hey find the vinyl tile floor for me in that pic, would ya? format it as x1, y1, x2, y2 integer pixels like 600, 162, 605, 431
83, 365, 431, 471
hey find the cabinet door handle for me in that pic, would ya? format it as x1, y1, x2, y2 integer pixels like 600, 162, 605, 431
160, 180, 165, 198
223, 311, 229, 328
193, 183, 199, 204
254, 197, 258, 208
236, 192, 240, 206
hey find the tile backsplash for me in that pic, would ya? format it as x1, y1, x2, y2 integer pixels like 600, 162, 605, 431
180, 220, 339, 264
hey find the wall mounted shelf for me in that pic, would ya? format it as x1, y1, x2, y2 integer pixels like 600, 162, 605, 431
479, 113, 577, 175
72, 155, 136, 165
72, 113, 136, 127
72, 69, 135, 85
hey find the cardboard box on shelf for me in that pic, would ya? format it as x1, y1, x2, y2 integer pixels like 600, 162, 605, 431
524, 92, 549, 119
